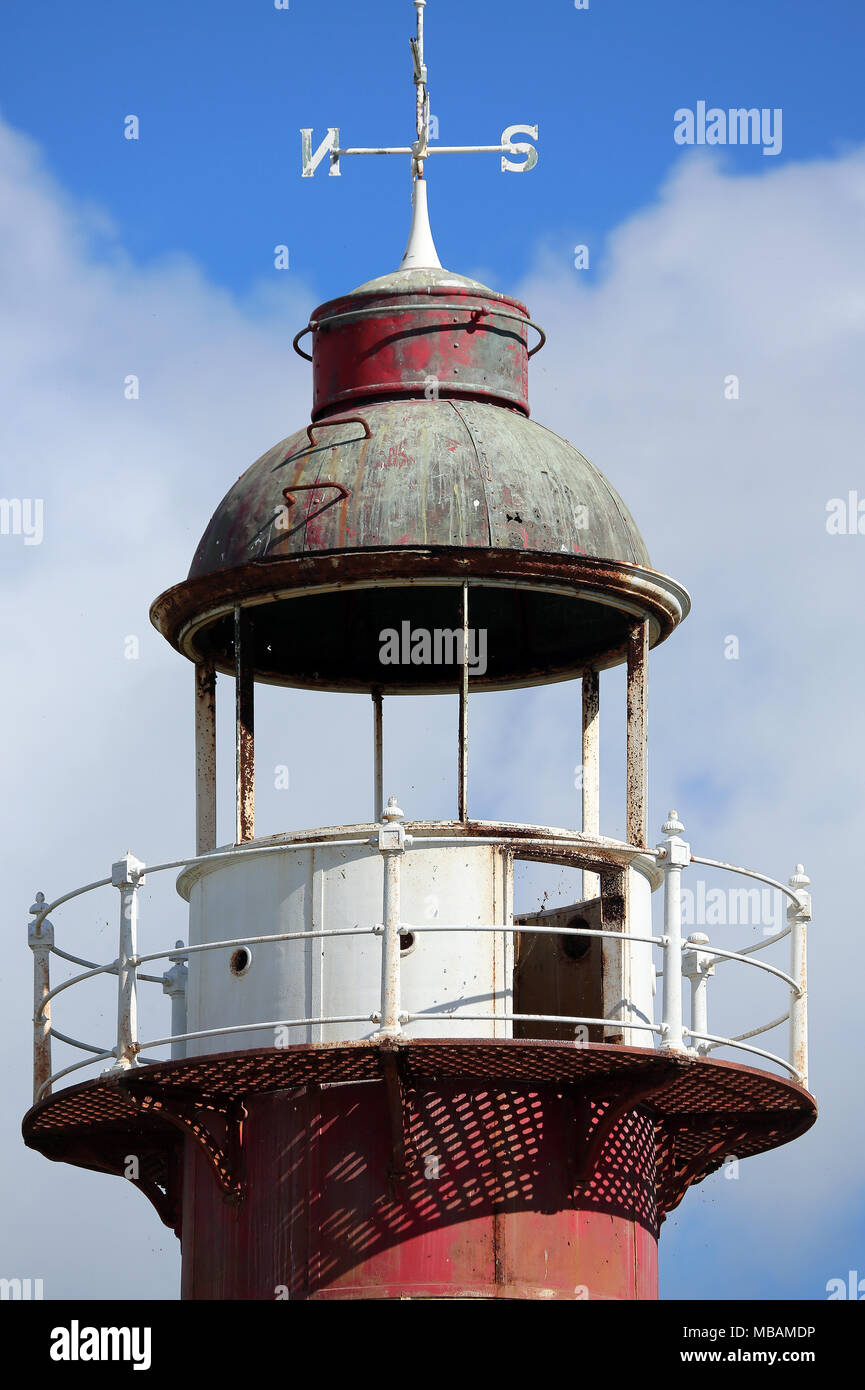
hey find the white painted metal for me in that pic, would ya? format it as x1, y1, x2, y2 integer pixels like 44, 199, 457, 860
110, 855, 145, 1071
682, 932, 714, 1056
788, 864, 811, 1087
620, 861, 656, 1047
399, 177, 442, 271
376, 797, 406, 1037
161, 941, 189, 1061
659, 811, 689, 1053
178, 809, 513, 1055
581, 669, 600, 898
299, 0, 539, 283
28, 895, 54, 1103
29, 819, 811, 1094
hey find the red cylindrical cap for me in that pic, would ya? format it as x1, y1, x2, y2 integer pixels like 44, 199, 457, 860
309, 272, 532, 419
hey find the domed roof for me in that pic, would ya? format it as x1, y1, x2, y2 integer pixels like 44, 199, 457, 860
151, 242, 688, 691
189, 400, 649, 576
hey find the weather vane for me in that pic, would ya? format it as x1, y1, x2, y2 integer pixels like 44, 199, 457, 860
300, 0, 538, 183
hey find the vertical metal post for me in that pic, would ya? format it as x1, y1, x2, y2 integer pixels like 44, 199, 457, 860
788, 864, 811, 1088
581, 667, 600, 898
458, 581, 469, 823
659, 811, 689, 1053
682, 932, 713, 1056
372, 688, 383, 822
112, 854, 145, 1071
626, 621, 649, 849
195, 658, 217, 855
234, 606, 255, 844
162, 941, 189, 1061
28, 893, 54, 1102
376, 797, 407, 1038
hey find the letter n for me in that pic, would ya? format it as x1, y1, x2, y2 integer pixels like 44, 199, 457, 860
301, 128, 340, 177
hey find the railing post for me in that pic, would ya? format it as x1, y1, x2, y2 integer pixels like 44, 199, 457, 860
162, 940, 189, 1061
111, 854, 146, 1071
659, 810, 689, 1053
682, 931, 714, 1056
788, 864, 811, 1088
581, 667, 600, 899
195, 658, 217, 855
375, 796, 408, 1038
372, 688, 383, 822
28, 893, 54, 1102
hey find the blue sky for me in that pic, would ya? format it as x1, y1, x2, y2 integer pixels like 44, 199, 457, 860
2, 0, 864, 1304
3, 0, 864, 298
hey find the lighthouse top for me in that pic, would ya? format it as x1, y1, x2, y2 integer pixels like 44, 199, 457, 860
300, 0, 539, 276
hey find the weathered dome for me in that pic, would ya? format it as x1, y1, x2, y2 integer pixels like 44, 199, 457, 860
151, 263, 688, 692
190, 402, 649, 573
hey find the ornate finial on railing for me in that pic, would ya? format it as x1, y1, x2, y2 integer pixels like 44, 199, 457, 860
663, 809, 685, 836
29, 892, 53, 942
787, 864, 811, 922
382, 796, 404, 824
30, 892, 51, 927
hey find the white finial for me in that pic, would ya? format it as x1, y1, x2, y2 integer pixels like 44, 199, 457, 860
399, 177, 442, 270
789, 864, 810, 889
663, 809, 684, 836
382, 796, 405, 823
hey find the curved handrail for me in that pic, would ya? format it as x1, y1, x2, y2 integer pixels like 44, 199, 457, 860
27, 820, 810, 1101
684, 1029, 800, 1081
690, 854, 803, 910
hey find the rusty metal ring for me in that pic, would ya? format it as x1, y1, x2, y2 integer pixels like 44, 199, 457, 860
292, 306, 546, 359
292, 324, 314, 362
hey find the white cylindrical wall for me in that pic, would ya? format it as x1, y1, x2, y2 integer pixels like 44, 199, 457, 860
600, 861, 657, 1048
177, 840, 513, 1055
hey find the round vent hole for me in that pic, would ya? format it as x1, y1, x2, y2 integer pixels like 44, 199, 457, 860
230, 947, 253, 977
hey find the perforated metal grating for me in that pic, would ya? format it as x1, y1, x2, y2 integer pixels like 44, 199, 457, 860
22, 1039, 815, 1223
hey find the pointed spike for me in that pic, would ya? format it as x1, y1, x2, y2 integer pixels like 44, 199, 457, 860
399, 177, 442, 270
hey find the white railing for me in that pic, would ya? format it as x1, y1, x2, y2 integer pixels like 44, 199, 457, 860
27, 805, 812, 1104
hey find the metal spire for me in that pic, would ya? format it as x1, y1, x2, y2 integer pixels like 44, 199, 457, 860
300, 1, 539, 265
399, 175, 442, 270
399, 3, 441, 269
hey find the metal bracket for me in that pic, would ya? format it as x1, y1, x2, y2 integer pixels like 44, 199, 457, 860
378, 1039, 413, 1187
572, 1063, 680, 1189
120, 1080, 248, 1205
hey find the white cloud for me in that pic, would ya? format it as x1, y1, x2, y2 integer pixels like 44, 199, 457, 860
2, 121, 862, 1298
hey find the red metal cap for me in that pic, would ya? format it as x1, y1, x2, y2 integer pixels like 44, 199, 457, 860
305, 266, 535, 419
